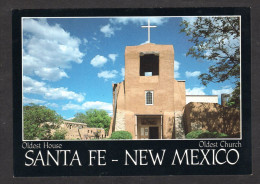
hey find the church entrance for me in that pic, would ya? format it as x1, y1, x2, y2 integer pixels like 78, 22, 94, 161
149, 127, 159, 139
136, 115, 162, 139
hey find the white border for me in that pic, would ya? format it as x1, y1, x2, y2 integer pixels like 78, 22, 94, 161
21, 15, 242, 141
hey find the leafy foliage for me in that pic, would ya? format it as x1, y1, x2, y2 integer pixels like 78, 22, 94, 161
110, 131, 132, 139
186, 130, 227, 139
72, 112, 86, 123
227, 81, 240, 108
72, 109, 111, 133
180, 17, 240, 108
52, 129, 67, 140
24, 104, 63, 140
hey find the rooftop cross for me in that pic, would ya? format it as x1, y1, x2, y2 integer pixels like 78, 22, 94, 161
141, 19, 157, 43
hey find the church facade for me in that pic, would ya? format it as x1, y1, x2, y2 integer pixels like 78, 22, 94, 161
106, 17, 241, 139
108, 42, 239, 139
109, 43, 188, 139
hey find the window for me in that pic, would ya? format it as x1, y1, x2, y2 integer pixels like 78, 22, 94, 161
140, 54, 159, 76
145, 91, 153, 105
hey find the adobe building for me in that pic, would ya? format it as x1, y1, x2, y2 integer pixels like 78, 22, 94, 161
107, 41, 239, 139
108, 21, 239, 139
59, 121, 106, 140
109, 42, 205, 139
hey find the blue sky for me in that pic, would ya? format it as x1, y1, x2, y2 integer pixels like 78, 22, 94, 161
22, 17, 238, 119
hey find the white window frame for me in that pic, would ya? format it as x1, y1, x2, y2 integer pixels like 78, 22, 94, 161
145, 91, 154, 105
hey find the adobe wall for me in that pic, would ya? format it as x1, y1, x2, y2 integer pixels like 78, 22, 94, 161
162, 112, 175, 139
182, 102, 240, 137
59, 121, 106, 140
109, 81, 126, 136
124, 111, 136, 137
115, 110, 126, 131
108, 118, 113, 137
173, 111, 186, 139
174, 81, 186, 110
124, 43, 178, 114
110, 43, 187, 139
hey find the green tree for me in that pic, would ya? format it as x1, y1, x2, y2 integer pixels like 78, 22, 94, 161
72, 109, 111, 133
227, 81, 240, 108
180, 17, 240, 108
24, 104, 63, 140
72, 112, 87, 123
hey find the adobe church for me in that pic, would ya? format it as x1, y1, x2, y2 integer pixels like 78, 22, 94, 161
108, 21, 240, 139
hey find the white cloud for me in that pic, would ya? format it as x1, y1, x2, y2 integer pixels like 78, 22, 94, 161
90, 55, 108, 67
174, 60, 180, 71
23, 18, 84, 81
100, 24, 115, 37
98, 70, 118, 80
23, 76, 85, 102
45, 88, 84, 102
46, 103, 59, 108
186, 87, 206, 95
110, 17, 168, 25
35, 67, 68, 81
62, 103, 82, 111
81, 101, 112, 111
102, 17, 167, 39
174, 60, 180, 78
23, 97, 59, 108
62, 101, 112, 112
108, 54, 118, 63
121, 68, 125, 79
175, 72, 181, 79
185, 71, 201, 78
23, 96, 46, 104
83, 38, 88, 44
212, 87, 233, 96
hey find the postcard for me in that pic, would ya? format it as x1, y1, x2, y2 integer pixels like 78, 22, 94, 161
13, 8, 251, 176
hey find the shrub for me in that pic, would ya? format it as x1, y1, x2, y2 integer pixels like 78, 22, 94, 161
186, 130, 204, 139
186, 130, 228, 139
110, 131, 132, 139
52, 129, 67, 140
